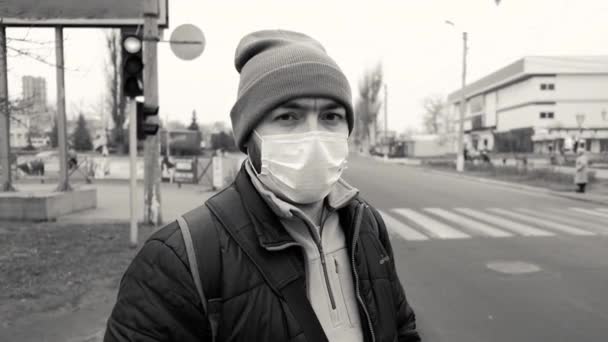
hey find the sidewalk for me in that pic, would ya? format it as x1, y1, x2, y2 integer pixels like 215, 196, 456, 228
422, 167, 608, 206
14, 180, 217, 224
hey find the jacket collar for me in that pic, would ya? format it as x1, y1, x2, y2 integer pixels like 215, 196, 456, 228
234, 159, 360, 250
234, 162, 297, 250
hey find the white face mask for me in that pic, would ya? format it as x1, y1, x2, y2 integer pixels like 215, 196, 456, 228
252, 130, 349, 204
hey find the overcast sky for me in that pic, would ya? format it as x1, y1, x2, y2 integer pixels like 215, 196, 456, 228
5, 0, 608, 132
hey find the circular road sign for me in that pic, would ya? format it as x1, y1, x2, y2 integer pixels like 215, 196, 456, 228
170, 24, 205, 61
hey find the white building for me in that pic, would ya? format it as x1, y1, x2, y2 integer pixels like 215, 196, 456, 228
447, 56, 608, 154
9, 113, 31, 148
403, 134, 452, 157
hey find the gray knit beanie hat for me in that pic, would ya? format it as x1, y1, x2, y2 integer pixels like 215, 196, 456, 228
230, 30, 354, 153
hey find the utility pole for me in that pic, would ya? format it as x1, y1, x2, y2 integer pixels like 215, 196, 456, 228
456, 32, 468, 173
55, 26, 71, 191
0, 25, 14, 191
384, 83, 388, 158
143, 0, 162, 226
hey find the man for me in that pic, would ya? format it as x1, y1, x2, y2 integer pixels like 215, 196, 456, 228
104, 30, 420, 342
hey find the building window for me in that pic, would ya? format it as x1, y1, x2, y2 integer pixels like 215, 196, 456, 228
540, 83, 555, 91
540, 112, 554, 119
600, 139, 608, 152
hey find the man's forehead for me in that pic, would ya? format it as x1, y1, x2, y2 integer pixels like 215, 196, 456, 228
276, 97, 343, 110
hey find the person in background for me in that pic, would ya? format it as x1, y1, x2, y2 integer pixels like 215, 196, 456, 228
574, 148, 589, 193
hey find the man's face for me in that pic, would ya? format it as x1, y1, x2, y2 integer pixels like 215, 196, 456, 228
247, 97, 348, 171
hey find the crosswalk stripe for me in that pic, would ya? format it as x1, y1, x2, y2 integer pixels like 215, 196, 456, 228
544, 207, 608, 225
392, 209, 470, 239
517, 208, 608, 234
490, 208, 595, 236
378, 210, 429, 241
569, 208, 608, 219
454, 208, 554, 236
424, 208, 512, 238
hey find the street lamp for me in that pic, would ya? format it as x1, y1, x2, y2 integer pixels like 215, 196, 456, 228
445, 20, 468, 172
576, 113, 585, 130
575, 113, 585, 151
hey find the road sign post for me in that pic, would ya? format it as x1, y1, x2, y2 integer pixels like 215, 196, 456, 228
143, 0, 162, 227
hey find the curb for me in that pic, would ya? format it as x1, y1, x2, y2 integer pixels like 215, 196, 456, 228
421, 167, 608, 206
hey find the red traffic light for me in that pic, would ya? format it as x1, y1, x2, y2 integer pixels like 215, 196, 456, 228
121, 33, 144, 98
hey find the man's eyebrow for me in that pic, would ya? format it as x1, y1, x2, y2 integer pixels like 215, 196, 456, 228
278, 101, 343, 111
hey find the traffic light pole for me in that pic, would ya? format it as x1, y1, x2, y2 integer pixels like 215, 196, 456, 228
143, 0, 162, 226
128, 99, 138, 248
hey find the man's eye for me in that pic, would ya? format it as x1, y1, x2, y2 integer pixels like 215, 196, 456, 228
323, 112, 345, 121
275, 113, 298, 121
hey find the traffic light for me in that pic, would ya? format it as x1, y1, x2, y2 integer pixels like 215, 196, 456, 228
137, 101, 160, 140
121, 31, 144, 98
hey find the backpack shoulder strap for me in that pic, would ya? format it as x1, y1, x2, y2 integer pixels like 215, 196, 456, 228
206, 193, 329, 342
177, 204, 222, 340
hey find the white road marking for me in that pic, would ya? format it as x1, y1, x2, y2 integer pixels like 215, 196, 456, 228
490, 208, 595, 236
544, 207, 606, 223
517, 208, 608, 234
393, 209, 470, 239
454, 208, 554, 237
424, 208, 512, 238
378, 210, 429, 241
569, 208, 608, 219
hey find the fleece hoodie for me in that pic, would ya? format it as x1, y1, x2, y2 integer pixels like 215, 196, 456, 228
244, 159, 364, 342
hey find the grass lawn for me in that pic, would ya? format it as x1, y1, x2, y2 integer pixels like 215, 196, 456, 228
0, 221, 153, 329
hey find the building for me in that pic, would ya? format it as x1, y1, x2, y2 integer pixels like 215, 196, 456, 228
22, 76, 47, 112
402, 134, 453, 157
9, 113, 31, 148
447, 56, 608, 154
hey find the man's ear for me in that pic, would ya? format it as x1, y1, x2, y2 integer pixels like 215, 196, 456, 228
246, 137, 262, 173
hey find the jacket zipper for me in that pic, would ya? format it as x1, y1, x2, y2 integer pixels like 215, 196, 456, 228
351, 203, 376, 342
318, 208, 337, 310
296, 209, 337, 310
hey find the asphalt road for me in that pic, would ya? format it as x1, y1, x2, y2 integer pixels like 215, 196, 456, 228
343, 154, 608, 342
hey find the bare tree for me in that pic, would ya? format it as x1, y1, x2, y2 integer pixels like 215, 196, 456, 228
422, 95, 445, 134
105, 30, 127, 153
354, 63, 383, 153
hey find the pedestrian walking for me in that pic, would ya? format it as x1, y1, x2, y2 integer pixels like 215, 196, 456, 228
104, 30, 420, 342
574, 148, 589, 193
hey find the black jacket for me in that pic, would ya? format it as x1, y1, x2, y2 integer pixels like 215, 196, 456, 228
104, 166, 420, 342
